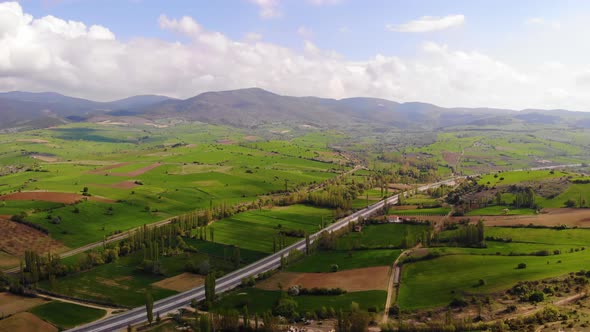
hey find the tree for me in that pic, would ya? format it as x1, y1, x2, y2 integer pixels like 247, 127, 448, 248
348, 302, 369, 332
233, 246, 241, 268
205, 272, 216, 304
305, 234, 311, 255
564, 199, 576, 208
210, 227, 214, 243
145, 293, 154, 325
200, 314, 211, 332
243, 305, 250, 329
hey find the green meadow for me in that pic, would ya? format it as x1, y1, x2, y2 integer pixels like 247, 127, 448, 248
29, 301, 106, 329
207, 204, 334, 253
400, 226, 590, 309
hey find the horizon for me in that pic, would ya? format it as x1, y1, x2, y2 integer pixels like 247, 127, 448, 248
0, 86, 585, 113
1, 1, 590, 111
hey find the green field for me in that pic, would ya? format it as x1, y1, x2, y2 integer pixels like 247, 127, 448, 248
399, 250, 590, 310
0, 124, 346, 249
207, 205, 334, 253
336, 223, 429, 250
466, 205, 536, 216
400, 226, 590, 309
287, 249, 401, 273
214, 288, 386, 313
390, 207, 451, 216
40, 249, 232, 307
29, 301, 106, 329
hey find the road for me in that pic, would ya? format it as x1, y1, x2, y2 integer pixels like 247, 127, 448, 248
67, 178, 456, 332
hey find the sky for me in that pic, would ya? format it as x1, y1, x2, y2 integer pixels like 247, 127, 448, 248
1, 0, 590, 111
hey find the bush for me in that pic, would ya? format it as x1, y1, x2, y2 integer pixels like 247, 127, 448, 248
564, 199, 576, 208
517, 263, 527, 269
330, 264, 339, 272
529, 291, 544, 303
449, 298, 468, 308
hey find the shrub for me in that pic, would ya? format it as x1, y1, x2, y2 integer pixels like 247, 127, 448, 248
517, 263, 527, 269
330, 264, 339, 272
449, 298, 468, 308
529, 291, 544, 303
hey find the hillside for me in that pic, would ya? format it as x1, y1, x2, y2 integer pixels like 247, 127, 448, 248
1, 88, 590, 131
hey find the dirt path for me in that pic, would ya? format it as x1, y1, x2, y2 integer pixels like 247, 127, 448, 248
383, 245, 421, 323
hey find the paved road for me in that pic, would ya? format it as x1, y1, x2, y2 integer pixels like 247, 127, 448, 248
67, 178, 456, 332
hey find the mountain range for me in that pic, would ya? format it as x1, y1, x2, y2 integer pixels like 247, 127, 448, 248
1, 88, 589, 131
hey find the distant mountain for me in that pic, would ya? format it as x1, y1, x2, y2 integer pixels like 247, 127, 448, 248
0, 91, 173, 130
1, 87, 590, 131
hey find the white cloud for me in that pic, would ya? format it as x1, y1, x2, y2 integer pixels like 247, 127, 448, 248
1, 2, 590, 111
526, 17, 561, 30
248, 0, 281, 18
297, 26, 313, 39
387, 14, 465, 33
244, 32, 263, 42
308, 0, 340, 5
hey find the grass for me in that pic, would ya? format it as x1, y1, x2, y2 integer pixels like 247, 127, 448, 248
478, 170, 568, 186
399, 250, 590, 310
29, 301, 106, 329
214, 288, 386, 313
287, 249, 401, 273
400, 226, 590, 309
0, 124, 346, 249
207, 205, 334, 253
466, 205, 536, 216
40, 249, 232, 307
392, 207, 451, 216
336, 223, 429, 250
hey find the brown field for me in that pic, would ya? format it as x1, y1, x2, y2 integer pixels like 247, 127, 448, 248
0, 251, 19, 269
477, 208, 590, 227
31, 154, 58, 162
442, 151, 461, 165
388, 183, 412, 191
0, 293, 48, 316
0, 218, 67, 256
152, 273, 205, 292
0, 191, 114, 204
110, 162, 162, 177
255, 266, 390, 292
0, 312, 57, 332
217, 139, 235, 145
87, 162, 131, 174
244, 136, 259, 141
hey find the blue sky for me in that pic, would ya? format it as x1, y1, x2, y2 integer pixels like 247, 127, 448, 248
1, 0, 590, 110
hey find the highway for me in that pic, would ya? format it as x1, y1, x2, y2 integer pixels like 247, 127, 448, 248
67, 178, 456, 332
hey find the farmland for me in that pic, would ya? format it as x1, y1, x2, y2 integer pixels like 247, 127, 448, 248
213, 288, 387, 314
206, 205, 334, 253
399, 226, 590, 310
28, 301, 106, 329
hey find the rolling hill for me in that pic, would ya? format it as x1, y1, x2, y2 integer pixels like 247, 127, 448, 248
1, 87, 589, 131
